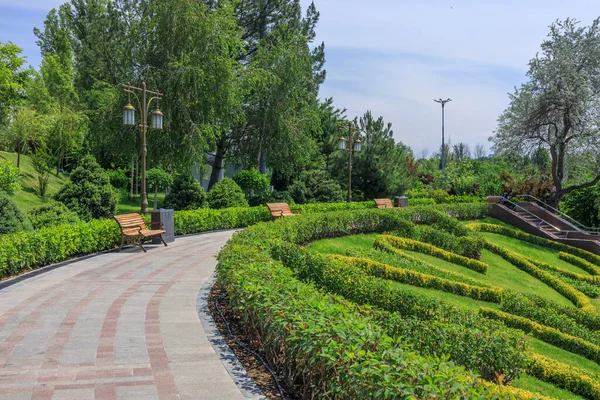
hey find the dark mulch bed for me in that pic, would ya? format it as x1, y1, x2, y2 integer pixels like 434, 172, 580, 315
209, 282, 295, 400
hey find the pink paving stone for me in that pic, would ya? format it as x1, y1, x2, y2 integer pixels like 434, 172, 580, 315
0, 232, 247, 400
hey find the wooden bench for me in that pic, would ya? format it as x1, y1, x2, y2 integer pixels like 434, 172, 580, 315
266, 203, 300, 220
374, 198, 394, 209
114, 213, 167, 252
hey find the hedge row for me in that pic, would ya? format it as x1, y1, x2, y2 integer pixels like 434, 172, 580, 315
354, 246, 491, 289
413, 225, 485, 259
0, 219, 120, 278
375, 235, 489, 274
558, 252, 600, 275
295, 201, 374, 214
468, 222, 600, 267
528, 353, 600, 400
480, 307, 600, 365
217, 207, 535, 398
174, 206, 270, 235
500, 292, 600, 347
483, 240, 594, 311
332, 254, 503, 303
526, 256, 600, 285
271, 242, 528, 383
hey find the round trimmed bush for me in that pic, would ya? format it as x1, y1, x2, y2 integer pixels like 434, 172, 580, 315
27, 201, 80, 230
0, 191, 32, 234
54, 155, 118, 220
163, 174, 205, 210
207, 178, 248, 209
288, 170, 344, 204
233, 169, 269, 198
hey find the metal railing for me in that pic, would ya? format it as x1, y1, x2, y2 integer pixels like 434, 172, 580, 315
515, 194, 600, 235
500, 198, 562, 233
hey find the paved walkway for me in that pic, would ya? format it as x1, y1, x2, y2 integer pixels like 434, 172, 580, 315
0, 231, 252, 400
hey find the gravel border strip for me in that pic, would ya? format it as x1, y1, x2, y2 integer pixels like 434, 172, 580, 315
197, 273, 266, 400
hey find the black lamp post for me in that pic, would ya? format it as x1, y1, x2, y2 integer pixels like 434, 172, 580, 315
434, 98, 452, 177
338, 121, 362, 202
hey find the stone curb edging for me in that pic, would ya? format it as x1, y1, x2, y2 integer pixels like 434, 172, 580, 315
196, 273, 266, 400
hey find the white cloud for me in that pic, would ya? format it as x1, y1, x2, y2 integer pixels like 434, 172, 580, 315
0, 0, 63, 11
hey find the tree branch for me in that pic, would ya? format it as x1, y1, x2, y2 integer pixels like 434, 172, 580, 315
558, 174, 600, 197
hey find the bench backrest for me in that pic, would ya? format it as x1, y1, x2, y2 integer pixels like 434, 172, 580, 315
266, 202, 294, 217
114, 213, 146, 234
374, 198, 394, 209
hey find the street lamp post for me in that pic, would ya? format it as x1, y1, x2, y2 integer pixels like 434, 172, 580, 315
122, 82, 164, 214
338, 121, 362, 202
433, 98, 452, 177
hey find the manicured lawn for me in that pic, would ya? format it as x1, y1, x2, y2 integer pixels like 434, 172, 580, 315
531, 338, 600, 376
513, 374, 585, 400
116, 189, 166, 215
307, 234, 575, 307
0, 151, 69, 210
481, 232, 591, 275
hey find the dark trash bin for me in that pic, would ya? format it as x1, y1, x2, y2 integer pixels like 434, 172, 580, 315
151, 208, 175, 244
394, 196, 408, 208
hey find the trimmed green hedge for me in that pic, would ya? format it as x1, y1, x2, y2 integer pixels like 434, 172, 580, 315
480, 307, 600, 365
174, 207, 269, 235
483, 240, 594, 311
375, 235, 489, 274
528, 354, 600, 400
558, 252, 600, 275
332, 254, 503, 303
467, 222, 600, 267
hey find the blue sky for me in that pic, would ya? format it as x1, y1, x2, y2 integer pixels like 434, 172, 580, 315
1, 0, 598, 154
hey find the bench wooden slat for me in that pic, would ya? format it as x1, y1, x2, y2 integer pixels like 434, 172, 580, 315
113, 213, 167, 252
374, 198, 394, 209
266, 202, 298, 219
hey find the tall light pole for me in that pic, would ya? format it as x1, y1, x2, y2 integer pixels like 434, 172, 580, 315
122, 82, 164, 214
434, 98, 452, 177
338, 121, 362, 202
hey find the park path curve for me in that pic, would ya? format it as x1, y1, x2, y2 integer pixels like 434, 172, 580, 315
0, 231, 256, 400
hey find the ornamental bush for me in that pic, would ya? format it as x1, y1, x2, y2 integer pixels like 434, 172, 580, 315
288, 170, 344, 204
0, 159, 20, 195
206, 178, 248, 209
232, 169, 269, 199
163, 173, 205, 210
0, 191, 32, 234
54, 155, 118, 220
27, 201, 80, 230
528, 353, 600, 399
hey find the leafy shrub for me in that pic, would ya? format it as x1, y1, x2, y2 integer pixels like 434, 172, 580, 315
0, 218, 120, 278
526, 257, 600, 284
232, 169, 269, 199
270, 241, 527, 383
375, 235, 489, 273
27, 201, 80, 230
407, 188, 448, 203
501, 292, 600, 346
413, 225, 485, 259
558, 252, 600, 275
288, 170, 344, 204
480, 307, 600, 365
333, 254, 503, 302
174, 207, 269, 235
0, 159, 20, 195
163, 173, 205, 210
54, 155, 118, 220
106, 168, 129, 190
407, 197, 435, 206
483, 239, 594, 311
528, 353, 600, 400
434, 202, 490, 220
526, 295, 600, 332
31, 152, 51, 197
296, 201, 373, 214
146, 168, 173, 209
206, 178, 248, 209
0, 191, 32, 234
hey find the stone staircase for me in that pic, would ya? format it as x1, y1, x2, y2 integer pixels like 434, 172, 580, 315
513, 209, 572, 239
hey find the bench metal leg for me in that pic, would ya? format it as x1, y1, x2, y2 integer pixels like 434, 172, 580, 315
138, 237, 147, 253
119, 235, 125, 252
160, 234, 168, 247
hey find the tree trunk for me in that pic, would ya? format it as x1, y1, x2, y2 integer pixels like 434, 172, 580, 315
259, 149, 267, 175
130, 155, 134, 200
135, 157, 139, 195
208, 137, 226, 190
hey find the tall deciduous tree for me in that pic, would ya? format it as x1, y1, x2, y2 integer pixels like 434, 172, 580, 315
4, 107, 46, 168
0, 42, 30, 125
493, 18, 600, 207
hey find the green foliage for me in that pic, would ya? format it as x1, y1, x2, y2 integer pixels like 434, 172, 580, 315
296, 201, 373, 214
30, 152, 51, 197
106, 168, 129, 190
206, 178, 248, 209
288, 169, 344, 204
561, 184, 600, 228
407, 188, 449, 203
146, 167, 173, 209
528, 354, 600, 400
412, 225, 485, 259
468, 222, 600, 267
232, 169, 269, 199
0, 191, 32, 234
3, 107, 46, 168
0, 41, 30, 125
163, 174, 205, 211
0, 159, 20, 195
174, 206, 269, 235
558, 252, 600, 275
375, 235, 489, 274
26, 200, 80, 230
334, 254, 503, 303
482, 239, 594, 311
480, 308, 600, 365
54, 155, 118, 220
